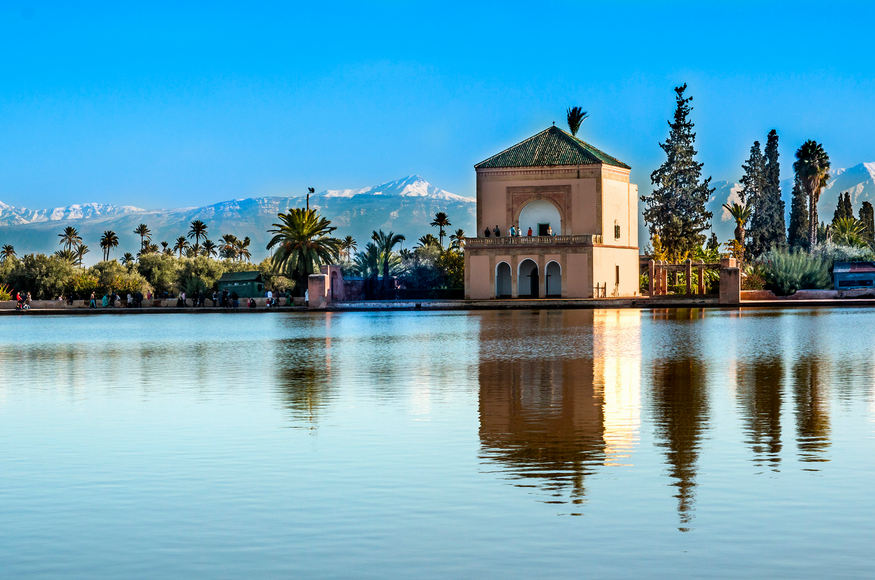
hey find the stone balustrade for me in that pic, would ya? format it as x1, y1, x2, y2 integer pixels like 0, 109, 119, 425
465, 234, 602, 248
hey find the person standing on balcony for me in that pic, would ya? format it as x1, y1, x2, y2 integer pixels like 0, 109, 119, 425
547, 225, 554, 236
509, 226, 516, 237
483, 227, 491, 237
527, 226, 533, 236
493, 225, 500, 237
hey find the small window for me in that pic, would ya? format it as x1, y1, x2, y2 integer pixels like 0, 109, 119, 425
615, 265, 620, 286
614, 220, 621, 240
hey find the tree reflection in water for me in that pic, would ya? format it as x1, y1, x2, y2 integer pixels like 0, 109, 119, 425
792, 356, 831, 466
648, 309, 710, 532
736, 356, 784, 471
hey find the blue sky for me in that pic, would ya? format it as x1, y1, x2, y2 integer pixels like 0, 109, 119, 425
2, 1, 875, 209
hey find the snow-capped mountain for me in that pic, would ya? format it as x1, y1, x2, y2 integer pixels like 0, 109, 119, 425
0, 176, 475, 264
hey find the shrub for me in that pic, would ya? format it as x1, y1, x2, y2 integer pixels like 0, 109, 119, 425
0, 283, 11, 301
137, 254, 181, 295
758, 248, 831, 295
4, 254, 76, 299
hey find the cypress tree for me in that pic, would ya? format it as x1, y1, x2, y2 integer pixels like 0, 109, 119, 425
787, 178, 809, 250
642, 84, 714, 261
832, 192, 853, 225
758, 130, 786, 252
860, 201, 874, 244
739, 141, 768, 258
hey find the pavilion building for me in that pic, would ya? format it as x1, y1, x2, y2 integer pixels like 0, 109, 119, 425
464, 125, 639, 299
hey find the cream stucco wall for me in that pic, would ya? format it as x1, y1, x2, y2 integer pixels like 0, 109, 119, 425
601, 172, 637, 249
591, 246, 640, 297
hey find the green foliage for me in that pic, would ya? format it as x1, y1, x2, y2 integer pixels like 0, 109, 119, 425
831, 217, 867, 248
787, 178, 809, 250
642, 84, 714, 261
177, 256, 230, 291
832, 191, 854, 225
64, 272, 99, 298
136, 253, 182, 294
758, 248, 831, 295
0, 283, 11, 301
810, 241, 875, 265
859, 202, 875, 245
747, 131, 786, 258
436, 248, 464, 289
88, 260, 127, 290
109, 272, 152, 296
3, 254, 76, 299
181, 274, 209, 296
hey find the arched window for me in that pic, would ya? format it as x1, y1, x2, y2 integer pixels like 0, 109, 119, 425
614, 220, 621, 240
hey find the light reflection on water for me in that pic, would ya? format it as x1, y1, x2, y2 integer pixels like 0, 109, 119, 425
1, 309, 874, 578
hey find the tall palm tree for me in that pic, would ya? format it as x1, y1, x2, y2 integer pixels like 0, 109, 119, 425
160, 241, 171, 255
341, 235, 357, 260
372, 230, 405, 294
236, 236, 252, 262
188, 220, 208, 254
794, 140, 831, 249
121, 252, 135, 266
1, 244, 15, 262
75, 244, 89, 266
99, 230, 119, 261
58, 226, 81, 252
133, 223, 151, 251
450, 228, 466, 250
201, 239, 218, 258
430, 212, 451, 248
722, 202, 752, 261
566, 106, 589, 137
174, 236, 189, 258
267, 208, 341, 295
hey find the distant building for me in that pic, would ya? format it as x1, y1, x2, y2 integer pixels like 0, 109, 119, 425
464, 126, 639, 299
217, 271, 264, 297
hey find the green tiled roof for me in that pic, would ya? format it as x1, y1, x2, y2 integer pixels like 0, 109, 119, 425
475, 125, 630, 170
218, 271, 262, 282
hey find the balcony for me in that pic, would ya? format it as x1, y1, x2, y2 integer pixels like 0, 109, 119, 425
464, 234, 602, 248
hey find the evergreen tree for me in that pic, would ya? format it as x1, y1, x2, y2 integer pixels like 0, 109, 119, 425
642, 84, 714, 261
706, 232, 720, 253
738, 140, 769, 258
787, 178, 809, 250
831, 191, 853, 225
748, 129, 786, 256
860, 201, 874, 244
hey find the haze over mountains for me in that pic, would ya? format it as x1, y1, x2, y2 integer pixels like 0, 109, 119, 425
0, 176, 476, 264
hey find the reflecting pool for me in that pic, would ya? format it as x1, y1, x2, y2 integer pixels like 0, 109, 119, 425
1, 309, 874, 578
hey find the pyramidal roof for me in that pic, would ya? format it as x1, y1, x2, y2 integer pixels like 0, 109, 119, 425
475, 125, 630, 170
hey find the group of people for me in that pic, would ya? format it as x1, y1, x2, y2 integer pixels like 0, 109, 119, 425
13, 291, 32, 310
9, 287, 291, 310
483, 225, 554, 237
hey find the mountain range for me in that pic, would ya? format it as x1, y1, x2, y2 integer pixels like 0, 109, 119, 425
0, 176, 476, 265
5, 163, 875, 264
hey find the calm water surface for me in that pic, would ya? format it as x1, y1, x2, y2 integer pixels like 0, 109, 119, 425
1, 309, 874, 578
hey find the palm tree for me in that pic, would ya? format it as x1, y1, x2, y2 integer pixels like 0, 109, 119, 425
188, 220, 208, 254
220, 234, 238, 260
722, 202, 752, 262
99, 230, 119, 261
144, 242, 159, 255
267, 208, 341, 295
832, 217, 867, 247
174, 236, 189, 258
372, 230, 405, 295
450, 228, 466, 249
236, 236, 252, 262
566, 106, 589, 137
201, 239, 218, 258
1, 244, 15, 262
58, 226, 81, 252
794, 140, 831, 248
341, 235, 357, 260
430, 212, 451, 247
121, 252, 135, 266
160, 241, 171, 255
75, 244, 89, 266
54, 249, 76, 262
417, 234, 440, 249
133, 223, 151, 251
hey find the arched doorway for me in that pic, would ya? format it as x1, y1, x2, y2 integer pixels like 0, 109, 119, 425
518, 259, 539, 298
546, 261, 561, 297
495, 262, 512, 298
518, 199, 562, 236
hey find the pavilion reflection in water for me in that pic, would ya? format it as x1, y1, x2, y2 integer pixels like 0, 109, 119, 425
478, 310, 641, 507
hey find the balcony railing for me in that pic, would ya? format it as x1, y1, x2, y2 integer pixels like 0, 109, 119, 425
465, 234, 602, 248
